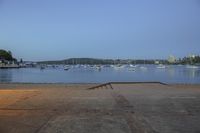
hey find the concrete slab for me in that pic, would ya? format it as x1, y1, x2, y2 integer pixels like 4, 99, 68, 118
0, 83, 200, 133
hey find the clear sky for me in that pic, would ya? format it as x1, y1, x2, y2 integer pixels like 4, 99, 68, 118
0, 0, 200, 61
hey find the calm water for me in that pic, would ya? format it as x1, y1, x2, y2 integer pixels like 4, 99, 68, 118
0, 65, 200, 84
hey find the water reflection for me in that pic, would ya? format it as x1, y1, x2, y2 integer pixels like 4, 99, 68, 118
167, 66, 175, 77
184, 68, 200, 78
0, 69, 12, 82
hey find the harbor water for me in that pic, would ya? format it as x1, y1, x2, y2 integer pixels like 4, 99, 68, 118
0, 65, 200, 84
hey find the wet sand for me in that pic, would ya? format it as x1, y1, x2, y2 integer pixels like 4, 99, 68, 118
0, 83, 200, 133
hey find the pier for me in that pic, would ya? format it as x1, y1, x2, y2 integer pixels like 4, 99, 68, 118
0, 64, 20, 69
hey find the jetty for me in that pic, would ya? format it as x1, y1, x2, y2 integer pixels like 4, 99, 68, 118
0, 64, 20, 69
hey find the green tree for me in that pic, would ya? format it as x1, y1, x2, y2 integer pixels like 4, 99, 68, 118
0, 49, 13, 61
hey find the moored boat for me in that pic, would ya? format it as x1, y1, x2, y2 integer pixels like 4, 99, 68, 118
64, 65, 70, 71
157, 64, 166, 69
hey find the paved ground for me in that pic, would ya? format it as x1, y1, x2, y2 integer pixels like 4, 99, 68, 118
0, 83, 200, 133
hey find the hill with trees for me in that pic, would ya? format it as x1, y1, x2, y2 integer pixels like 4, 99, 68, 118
0, 49, 16, 61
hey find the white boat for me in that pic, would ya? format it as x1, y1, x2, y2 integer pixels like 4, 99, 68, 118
157, 64, 166, 69
186, 65, 199, 69
113, 64, 125, 70
129, 64, 137, 68
64, 65, 70, 71
95, 65, 102, 71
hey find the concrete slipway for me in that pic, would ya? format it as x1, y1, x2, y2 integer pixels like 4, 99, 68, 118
0, 83, 200, 133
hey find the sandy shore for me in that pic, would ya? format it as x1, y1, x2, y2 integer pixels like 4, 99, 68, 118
0, 83, 200, 133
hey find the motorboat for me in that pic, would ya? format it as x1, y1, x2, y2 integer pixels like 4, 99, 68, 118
64, 65, 70, 71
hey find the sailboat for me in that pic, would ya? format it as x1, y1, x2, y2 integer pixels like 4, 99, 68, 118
128, 64, 136, 71
186, 57, 199, 69
140, 60, 147, 70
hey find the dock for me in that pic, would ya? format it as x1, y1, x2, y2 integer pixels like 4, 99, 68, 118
0, 64, 20, 68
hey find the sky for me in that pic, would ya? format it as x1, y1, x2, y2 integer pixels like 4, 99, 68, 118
0, 0, 200, 61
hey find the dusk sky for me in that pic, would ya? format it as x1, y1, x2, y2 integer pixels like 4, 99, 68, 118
0, 0, 200, 61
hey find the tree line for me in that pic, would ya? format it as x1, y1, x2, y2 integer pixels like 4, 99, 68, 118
180, 56, 200, 65
1, 49, 199, 65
